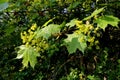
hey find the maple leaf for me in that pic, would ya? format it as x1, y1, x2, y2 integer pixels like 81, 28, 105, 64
95, 15, 120, 30
16, 45, 40, 68
35, 24, 62, 39
66, 19, 77, 28
64, 33, 78, 42
83, 7, 105, 20
64, 33, 87, 54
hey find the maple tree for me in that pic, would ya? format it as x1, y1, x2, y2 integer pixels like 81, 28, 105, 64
0, 0, 120, 80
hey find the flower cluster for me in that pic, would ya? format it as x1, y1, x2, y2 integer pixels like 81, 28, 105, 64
75, 20, 101, 50
20, 23, 48, 52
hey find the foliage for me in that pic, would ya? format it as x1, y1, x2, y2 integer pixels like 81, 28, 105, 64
16, 45, 40, 68
83, 7, 105, 20
95, 15, 120, 30
64, 33, 87, 54
0, 0, 120, 80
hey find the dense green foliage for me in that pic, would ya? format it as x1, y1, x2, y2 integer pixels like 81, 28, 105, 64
0, 0, 120, 80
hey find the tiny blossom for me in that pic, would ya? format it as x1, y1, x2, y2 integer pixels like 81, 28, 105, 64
31, 23, 37, 30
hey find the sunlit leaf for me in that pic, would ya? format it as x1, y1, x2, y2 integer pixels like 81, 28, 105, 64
42, 18, 55, 27
35, 23, 64, 39
16, 45, 25, 59
95, 15, 120, 30
64, 33, 87, 54
83, 7, 105, 20
16, 45, 40, 68
66, 19, 77, 28
66, 38, 80, 54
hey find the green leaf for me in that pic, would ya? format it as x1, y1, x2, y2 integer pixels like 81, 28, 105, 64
67, 1, 81, 10
64, 33, 78, 42
83, 7, 105, 20
16, 45, 25, 59
64, 33, 87, 54
87, 75, 101, 80
22, 48, 29, 68
35, 23, 62, 39
42, 18, 55, 27
4, 26, 15, 36
117, 59, 120, 64
66, 19, 77, 28
87, 75, 95, 80
95, 15, 120, 30
66, 38, 81, 54
16, 45, 40, 68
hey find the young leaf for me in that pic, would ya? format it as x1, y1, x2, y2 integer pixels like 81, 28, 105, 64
16, 45, 40, 68
83, 7, 105, 20
16, 45, 25, 59
24, 46, 39, 68
35, 23, 62, 39
42, 18, 55, 27
66, 19, 77, 28
64, 33, 87, 54
22, 48, 29, 68
66, 38, 81, 54
95, 15, 120, 30
64, 33, 78, 42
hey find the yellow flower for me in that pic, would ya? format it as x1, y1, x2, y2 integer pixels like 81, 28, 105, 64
89, 25, 93, 29
75, 30, 81, 34
23, 31, 27, 35
29, 31, 34, 35
84, 27, 89, 34
25, 42, 29, 47
28, 29, 31, 33
21, 32, 27, 43
75, 20, 82, 27
31, 40, 36, 45
95, 40, 99, 45
22, 36, 27, 43
88, 37, 95, 43
31, 23, 37, 30
79, 37, 84, 42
